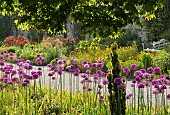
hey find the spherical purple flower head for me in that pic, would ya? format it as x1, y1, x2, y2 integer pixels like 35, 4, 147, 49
33, 73, 39, 79
24, 79, 30, 84
80, 79, 86, 84
7, 80, 14, 85
152, 80, 159, 86
7, 64, 13, 70
147, 67, 154, 73
114, 77, 122, 85
83, 63, 90, 69
130, 64, 137, 69
83, 85, 87, 89
66, 66, 71, 71
57, 65, 63, 75
3, 77, 9, 83
87, 79, 92, 83
10, 56, 14, 60
154, 67, 161, 74
92, 63, 98, 68
0, 61, 5, 66
0, 51, 3, 55
125, 94, 133, 99
48, 71, 55, 76
97, 90, 101, 94
24, 63, 30, 69
36, 54, 41, 58
140, 69, 146, 74
144, 82, 150, 87
134, 70, 142, 77
102, 78, 109, 85
85, 70, 91, 74
159, 75, 166, 79
5, 70, 10, 75
57, 59, 63, 65
142, 73, 150, 79
163, 79, 170, 85
96, 70, 103, 76
87, 87, 92, 91
41, 57, 45, 63
47, 64, 52, 68
11, 70, 17, 76
93, 74, 99, 80
27, 75, 33, 80
38, 67, 42, 71
81, 73, 88, 78
97, 63, 104, 68
37, 61, 42, 65
98, 84, 103, 89
75, 68, 80, 73
117, 84, 126, 89
84, 76, 89, 80
167, 94, 170, 100
70, 64, 75, 71
131, 84, 135, 87
123, 67, 130, 73
149, 74, 155, 79
25, 60, 31, 64
137, 82, 145, 88
37, 70, 42, 76
5, 54, 8, 57
158, 88, 165, 93
160, 84, 167, 89
28, 65, 33, 70
52, 76, 56, 80
22, 82, 28, 87
74, 72, 79, 76
82, 60, 88, 65
11, 77, 20, 83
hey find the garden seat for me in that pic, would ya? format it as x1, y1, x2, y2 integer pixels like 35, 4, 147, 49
142, 39, 169, 53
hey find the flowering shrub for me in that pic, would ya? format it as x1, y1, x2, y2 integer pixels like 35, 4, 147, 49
4, 35, 30, 47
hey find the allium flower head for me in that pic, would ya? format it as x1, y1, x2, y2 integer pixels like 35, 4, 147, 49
130, 64, 137, 69
152, 80, 159, 86
47, 64, 52, 68
114, 77, 122, 85
87, 87, 92, 91
147, 67, 154, 72
167, 94, 170, 100
140, 69, 146, 73
22, 82, 28, 87
83, 64, 90, 69
125, 94, 133, 99
86, 70, 91, 74
137, 82, 145, 88
102, 78, 108, 85
117, 84, 125, 89
154, 67, 161, 74
74, 72, 79, 76
81, 73, 88, 78
123, 67, 130, 73
93, 74, 99, 79
134, 70, 142, 77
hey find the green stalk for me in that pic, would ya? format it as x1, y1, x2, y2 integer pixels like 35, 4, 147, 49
138, 88, 140, 114
49, 76, 51, 104
25, 87, 28, 115
150, 83, 152, 115
60, 75, 63, 113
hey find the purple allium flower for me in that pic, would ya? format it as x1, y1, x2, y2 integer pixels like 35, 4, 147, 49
134, 70, 142, 77
47, 64, 52, 68
140, 69, 146, 73
52, 76, 56, 80
92, 63, 98, 67
37, 61, 42, 65
80, 79, 86, 84
144, 82, 150, 87
83, 85, 87, 89
22, 82, 28, 87
99, 99, 104, 103
114, 78, 122, 85
26, 60, 30, 63
100, 96, 104, 99
62, 60, 66, 64
102, 78, 109, 85
149, 74, 155, 79
132, 79, 136, 84
86, 70, 91, 74
3, 77, 9, 83
55, 58, 59, 62
142, 73, 150, 79
31, 71, 36, 76
137, 82, 145, 88
28, 65, 33, 70
87, 87, 92, 91
33, 73, 39, 79
93, 74, 99, 79
152, 80, 159, 86
147, 67, 154, 72
154, 67, 161, 73
131, 84, 135, 87
48, 71, 55, 76
130, 64, 137, 69
36, 54, 41, 58
38, 68, 42, 71
117, 84, 125, 89
98, 84, 103, 89
167, 94, 170, 100
11, 78, 20, 83
24, 79, 30, 84
81, 73, 88, 78
37, 70, 42, 76
83, 64, 90, 69
96, 70, 103, 76
70, 65, 75, 71
159, 75, 166, 79
97, 63, 104, 68
161, 84, 167, 89
125, 94, 133, 99
123, 67, 130, 73
97, 90, 101, 94
7, 81, 13, 85
82, 60, 88, 65
73, 72, 79, 76
0, 61, 4, 66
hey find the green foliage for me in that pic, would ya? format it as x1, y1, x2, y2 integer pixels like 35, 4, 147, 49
0, 41, 4, 47
0, 0, 162, 38
139, 52, 153, 69
76, 40, 91, 52
121, 60, 144, 70
117, 44, 138, 62
153, 50, 170, 74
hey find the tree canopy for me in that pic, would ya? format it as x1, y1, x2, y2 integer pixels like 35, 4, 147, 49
0, 0, 163, 37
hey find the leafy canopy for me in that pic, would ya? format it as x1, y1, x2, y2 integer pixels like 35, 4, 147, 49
0, 0, 162, 37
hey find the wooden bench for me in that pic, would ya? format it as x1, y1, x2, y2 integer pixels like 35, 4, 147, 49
142, 39, 168, 53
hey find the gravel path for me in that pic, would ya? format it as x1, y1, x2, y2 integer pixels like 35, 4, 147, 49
4, 63, 170, 106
